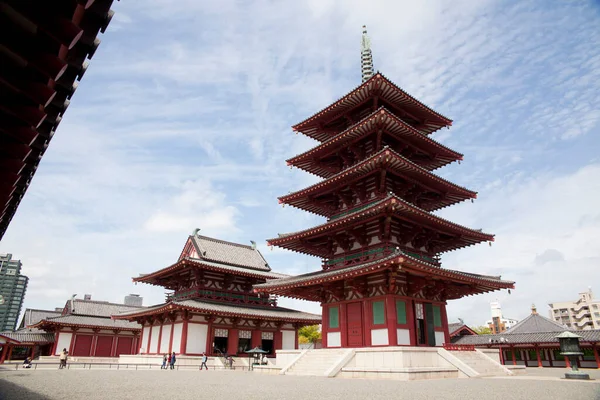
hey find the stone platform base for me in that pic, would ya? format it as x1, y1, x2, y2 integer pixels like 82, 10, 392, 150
564, 372, 591, 380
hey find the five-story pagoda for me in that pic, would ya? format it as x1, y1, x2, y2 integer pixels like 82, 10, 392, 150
254, 27, 514, 348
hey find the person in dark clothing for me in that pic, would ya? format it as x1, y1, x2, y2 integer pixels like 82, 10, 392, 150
170, 352, 176, 370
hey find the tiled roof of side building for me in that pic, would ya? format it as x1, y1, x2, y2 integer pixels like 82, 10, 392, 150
192, 235, 272, 272
18, 309, 62, 329
37, 315, 141, 330
503, 312, 567, 335
0, 329, 55, 344
67, 299, 145, 318
114, 299, 322, 323
448, 323, 464, 335
454, 329, 600, 346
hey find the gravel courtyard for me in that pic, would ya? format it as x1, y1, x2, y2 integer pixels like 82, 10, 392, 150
0, 368, 599, 400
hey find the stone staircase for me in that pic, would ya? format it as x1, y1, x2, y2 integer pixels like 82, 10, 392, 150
447, 350, 510, 377
285, 349, 348, 376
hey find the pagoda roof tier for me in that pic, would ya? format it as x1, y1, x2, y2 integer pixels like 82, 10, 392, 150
287, 107, 462, 175
253, 251, 513, 302
268, 194, 494, 255
133, 258, 289, 290
279, 147, 476, 215
293, 73, 452, 142
112, 299, 321, 324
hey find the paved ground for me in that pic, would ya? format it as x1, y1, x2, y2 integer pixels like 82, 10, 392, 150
0, 368, 598, 400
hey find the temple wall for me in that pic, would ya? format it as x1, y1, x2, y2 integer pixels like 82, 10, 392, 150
172, 323, 183, 352
186, 323, 208, 354
55, 332, 72, 355
160, 325, 172, 353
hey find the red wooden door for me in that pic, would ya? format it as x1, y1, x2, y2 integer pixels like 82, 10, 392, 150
116, 337, 133, 356
347, 302, 363, 347
72, 335, 93, 356
94, 336, 113, 357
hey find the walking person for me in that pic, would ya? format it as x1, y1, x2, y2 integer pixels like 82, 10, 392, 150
58, 348, 68, 369
170, 352, 176, 370
200, 353, 208, 370
161, 354, 168, 369
228, 356, 235, 370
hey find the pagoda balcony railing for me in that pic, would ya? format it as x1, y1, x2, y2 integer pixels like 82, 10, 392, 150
329, 202, 375, 221
166, 288, 277, 307
324, 246, 440, 268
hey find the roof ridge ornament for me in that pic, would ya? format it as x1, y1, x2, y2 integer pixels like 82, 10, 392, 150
361, 25, 374, 83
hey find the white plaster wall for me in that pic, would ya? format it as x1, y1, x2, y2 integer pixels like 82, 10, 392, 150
171, 323, 183, 352
150, 326, 160, 353
397, 329, 411, 345
55, 332, 72, 355
160, 325, 172, 353
371, 329, 389, 346
327, 332, 341, 347
282, 330, 296, 349
186, 323, 208, 354
434, 332, 445, 347
141, 326, 150, 353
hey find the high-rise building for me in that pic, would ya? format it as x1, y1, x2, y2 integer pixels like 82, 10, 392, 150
548, 288, 600, 330
124, 294, 143, 307
0, 254, 28, 331
486, 301, 518, 334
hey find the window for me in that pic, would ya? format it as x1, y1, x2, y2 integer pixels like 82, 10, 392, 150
432, 305, 442, 328
396, 300, 407, 324
329, 306, 339, 329
372, 301, 385, 325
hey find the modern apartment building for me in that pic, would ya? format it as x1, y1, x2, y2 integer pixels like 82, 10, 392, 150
548, 288, 600, 330
486, 301, 518, 334
0, 254, 28, 331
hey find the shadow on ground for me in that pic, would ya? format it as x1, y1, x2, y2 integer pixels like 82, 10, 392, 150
0, 377, 52, 400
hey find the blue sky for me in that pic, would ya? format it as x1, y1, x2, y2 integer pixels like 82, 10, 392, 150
1, 0, 600, 327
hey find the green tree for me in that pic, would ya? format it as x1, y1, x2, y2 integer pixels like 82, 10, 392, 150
472, 325, 492, 335
298, 325, 321, 344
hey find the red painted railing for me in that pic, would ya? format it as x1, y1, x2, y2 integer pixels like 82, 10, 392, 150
443, 343, 475, 351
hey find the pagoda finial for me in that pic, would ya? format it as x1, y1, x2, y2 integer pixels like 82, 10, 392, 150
361, 25, 374, 83
531, 304, 538, 315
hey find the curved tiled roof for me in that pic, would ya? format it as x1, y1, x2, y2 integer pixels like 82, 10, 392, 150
454, 329, 600, 346
0, 329, 55, 344
293, 73, 452, 142
33, 315, 140, 331
66, 299, 144, 318
280, 147, 475, 215
269, 194, 494, 255
113, 299, 321, 324
191, 235, 271, 271
288, 107, 462, 173
504, 313, 567, 335
18, 309, 62, 329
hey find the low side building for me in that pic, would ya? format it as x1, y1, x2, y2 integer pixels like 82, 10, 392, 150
0, 308, 60, 363
455, 305, 600, 369
448, 321, 477, 343
31, 296, 142, 357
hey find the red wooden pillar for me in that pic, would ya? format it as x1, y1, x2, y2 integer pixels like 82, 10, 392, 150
274, 327, 282, 351
7, 345, 14, 361
30, 345, 36, 359
511, 347, 516, 365
406, 298, 416, 346
440, 303, 451, 345
90, 334, 98, 357
251, 328, 262, 349
565, 355, 571, 368
340, 303, 348, 348
536, 346, 542, 367
227, 328, 239, 355
69, 329, 77, 355
157, 323, 164, 354
363, 301, 372, 347
322, 306, 329, 348
385, 296, 397, 346
0, 344, 9, 364
205, 316, 215, 354
51, 332, 60, 355
180, 312, 189, 355
146, 323, 153, 354
593, 343, 600, 369
499, 347, 505, 365
110, 331, 119, 357
168, 323, 174, 353
294, 326, 299, 350
131, 334, 138, 355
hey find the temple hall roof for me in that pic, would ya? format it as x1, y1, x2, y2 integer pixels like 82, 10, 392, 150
113, 299, 321, 324
189, 234, 272, 272
503, 310, 567, 335
18, 308, 62, 329
65, 299, 144, 318
32, 315, 140, 331
0, 329, 55, 344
